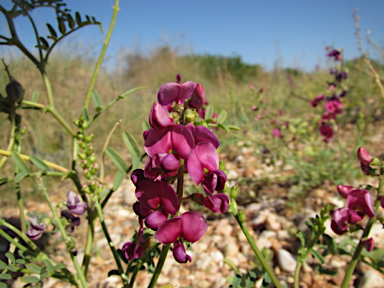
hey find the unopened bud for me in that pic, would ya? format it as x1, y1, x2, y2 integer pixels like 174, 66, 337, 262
238, 210, 246, 223
230, 186, 238, 199
82, 185, 91, 194
85, 134, 94, 143
20, 127, 27, 135
357, 147, 373, 166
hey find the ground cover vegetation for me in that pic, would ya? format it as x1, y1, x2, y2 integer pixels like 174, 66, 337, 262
0, 1, 384, 287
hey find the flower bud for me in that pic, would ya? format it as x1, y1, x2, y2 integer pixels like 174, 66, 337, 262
362, 237, 375, 252
238, 210, 246, 223
357, 147, 373, 166
189, 84, 206, 109
229, 186, 238, 199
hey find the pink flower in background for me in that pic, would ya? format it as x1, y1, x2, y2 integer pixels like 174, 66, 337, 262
337, 185, 355, 198
272, 128, 281, 138
311, 94, 324, 107
325, 99, 342, 114
327, 49, 342, 61
357, 147, 373, 166
319, 124, 333, 142
249, 84, 254, 90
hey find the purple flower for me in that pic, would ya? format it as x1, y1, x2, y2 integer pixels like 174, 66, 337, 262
331, 207, 362, 235
203, 193, 229, 214
327, 49, 342, 61
173, 240, 192, 263
145, 210, 168, 230
26, 216, 45, 240
144, 153, 179, 180
61, 210, 81, 233
272, 128, 281, 138
319, 123, 334, 142
201, 170, 227, 198
187, 124, 220, 148
157, 81, 197, 111
357, 147, 373, 166
337, 185, 355, 198
155, 212, 207, 246
149, 102, 174, 130
66, 191, 87, 215
144, 125, 195, 160
134, 176, 179, 215
311, 94, 324, 107
346, 189, 375, 218
325, 99, 342, 114
185, 142, 219, 188
122, 227, 148, 261
189, 84, 207, 109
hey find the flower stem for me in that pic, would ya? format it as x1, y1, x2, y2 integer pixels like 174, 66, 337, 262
83, 0, 120, 109
234, 214, 283, 288
148, 244, 171, 288
94, 199, 128, 286
38, 177, 88, 288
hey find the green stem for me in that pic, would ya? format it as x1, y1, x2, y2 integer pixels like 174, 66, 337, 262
83, 0, 120, 109
0, 107, 16, 169
234, 214, 283, 288
147, 244, 171, 288
0, 226, 28, 252
40, 69, 54, 106
94, 199, 128, 286
127, 260, 144, 288
38, 177, 88, 288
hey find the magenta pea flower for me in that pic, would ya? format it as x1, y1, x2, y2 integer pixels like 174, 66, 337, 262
61, 210, 81, 233
201, 170, 227, 196
144, 125, 195, 160
272, 128, 281, 138
173, 240, 192, 263
145, 210, 168, 230
319, 123, 334, 142
155, 212, 208, 263
157, 81, 197, 111
325, 99, 342, 114
134, 175, 179, 215
66, 191, 87, 215
203, 193, 229, 214
337, 185, 355, 198
311, 94, 324, 107
328, 49, 342, 61
346, 189, 375, 218
149, 102, 174, 131
26, 215, 45, 240
357, 147, 373, 166
186, 142, 218, 183
144, 153, 180, 180
331, 207, 362, 235
187, 124, 220, 148
189, 84, 207, 109
122, 227, 148, 261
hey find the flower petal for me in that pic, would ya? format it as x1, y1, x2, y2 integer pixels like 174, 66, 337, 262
145, 211, 168, 230
170, 125, 194, 159
144, 128, 172, 158
155, 217, 182, 244
180, 212, 207, 243
173, 240, 192, 263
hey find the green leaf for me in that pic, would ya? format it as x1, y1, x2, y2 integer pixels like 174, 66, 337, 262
322, 233, 336, 253
11, 151, 30, 173
113, 170, 126, 191
14, 171, 28, 183
105, 147, 128, 173
57, 17, 67, 34
38, 37, 49, 50
75, 12, 82, 26
82, 107, 89, 121
5, 252, 15, 263
99, 187, 110, 199
53, 263, 66, 270
91, 90, 103, 108
217, 123, 229, 132
67, 13, 76, 29
7, 265, 16, 272
31, 91, 39, 102
205, 105, 213, 120
15, 259, 25, 264
21, 275, 39, 284
228, 125, 241, 131
61, 170, 76, 181
0, 260, 7, 269
123, 132, 140, 158
30, 155, 49, 171
261, 272, 271, 288
0, 274, 11, 280
142, 121, 150, 132
217, 110, 227, 124
43, 259, 54, 273
311, 249, 325, 264
26, 263, 42, 274
46, 23, 57, 40
0, 281, 8, 288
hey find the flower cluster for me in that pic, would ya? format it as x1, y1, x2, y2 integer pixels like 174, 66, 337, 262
311, 48, 348, 142
331, 147, 382, 252
123, 81, 228, 263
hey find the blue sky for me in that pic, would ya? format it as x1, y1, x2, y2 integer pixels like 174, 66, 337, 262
1, 0, 383, 71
